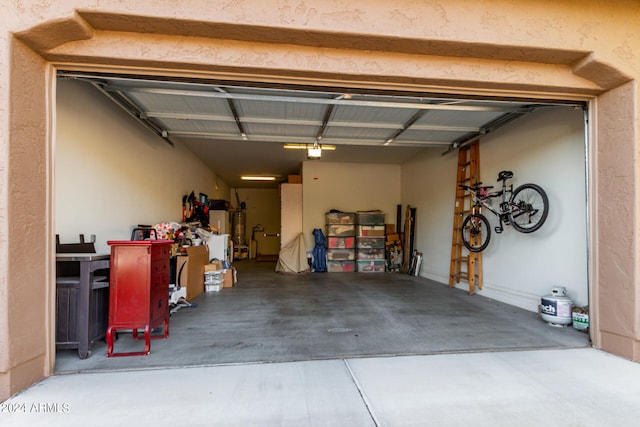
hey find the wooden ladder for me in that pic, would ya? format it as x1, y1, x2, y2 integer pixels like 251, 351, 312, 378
449, 140, 482, 295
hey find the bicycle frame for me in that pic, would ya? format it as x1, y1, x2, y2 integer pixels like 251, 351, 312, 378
467, 179, 514, 233
459, 171, 549, 252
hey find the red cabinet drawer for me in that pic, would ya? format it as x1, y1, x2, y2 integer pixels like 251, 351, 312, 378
151, 243, 171, 260
152, 259, 169, 274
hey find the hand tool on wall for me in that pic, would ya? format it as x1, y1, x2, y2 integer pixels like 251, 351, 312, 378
181, 194, 187, 222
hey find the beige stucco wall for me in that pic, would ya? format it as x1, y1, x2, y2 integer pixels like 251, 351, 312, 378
595, 81, 640, 359
1, 0, 639, 399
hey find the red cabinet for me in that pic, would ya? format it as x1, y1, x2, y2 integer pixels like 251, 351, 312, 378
106, 240, 172, 357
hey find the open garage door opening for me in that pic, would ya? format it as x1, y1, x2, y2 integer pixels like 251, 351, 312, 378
53, 72, 590, 373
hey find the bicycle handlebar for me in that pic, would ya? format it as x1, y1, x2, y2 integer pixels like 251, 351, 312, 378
459, 183, 494, 191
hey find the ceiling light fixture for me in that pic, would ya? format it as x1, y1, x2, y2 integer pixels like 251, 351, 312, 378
283, 143, 336, 151
283, 143, 307, 150
307, 142, 322, 160
241, 176, 277, 181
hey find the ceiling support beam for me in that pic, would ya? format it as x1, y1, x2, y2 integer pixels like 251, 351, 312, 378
226, 99, 247, 139
384, 110, 427, 145
442, 111, 528, 155
166, 130, 450, 147
143, 111, 479, 132
316, 104, 334, 142
89, 82, 174, 146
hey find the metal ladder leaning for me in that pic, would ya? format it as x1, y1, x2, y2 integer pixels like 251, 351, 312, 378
449, 140, 482, 295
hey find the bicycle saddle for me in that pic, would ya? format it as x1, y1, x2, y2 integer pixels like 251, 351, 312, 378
497, 170, 513, 181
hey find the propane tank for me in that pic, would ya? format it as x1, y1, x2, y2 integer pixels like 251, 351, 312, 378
540, 286, 573, 327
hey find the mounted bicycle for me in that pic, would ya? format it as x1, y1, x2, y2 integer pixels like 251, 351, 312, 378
459, 170, 549, 252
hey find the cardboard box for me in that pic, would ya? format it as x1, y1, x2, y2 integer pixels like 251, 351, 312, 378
288, 174, 302, 183
205, 260, 224, 272
175, 245, 209, 300
223, 267, 236, 288
385, 224, 396, 235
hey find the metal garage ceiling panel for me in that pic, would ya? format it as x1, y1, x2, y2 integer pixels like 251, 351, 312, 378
127, 91, 232, 116
323, 126, 395, 142
156, 117, 238, 135
66, 72, 553, 148
395, 129, 471, 144
225, 85, 335, 100
418, 110, 506, 128
235, 97, 328, 122
243, 122, 317, 139
330, 105, 415, 126
58, 71, 585, 187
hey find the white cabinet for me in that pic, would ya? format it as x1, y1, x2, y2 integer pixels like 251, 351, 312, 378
209, 210, 230, 234
280, 183, 302, 248
205, 233, 231, 263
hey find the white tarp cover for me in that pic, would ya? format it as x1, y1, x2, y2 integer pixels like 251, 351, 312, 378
276, 233, 310, 274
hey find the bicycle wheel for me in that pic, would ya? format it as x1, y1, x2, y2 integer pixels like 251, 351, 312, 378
509, 183, 549, 233
461, 213, 491, 252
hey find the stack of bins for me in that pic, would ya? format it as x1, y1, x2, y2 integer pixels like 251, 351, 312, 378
204, 270, 224, 292
356, 212, 386, 272
325, 212, 356, 272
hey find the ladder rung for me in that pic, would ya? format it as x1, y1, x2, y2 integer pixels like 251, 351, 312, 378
450, 139, 481, 294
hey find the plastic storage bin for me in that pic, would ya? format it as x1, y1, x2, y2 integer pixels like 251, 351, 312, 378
356, 212, 385, 225
325, 212, 356, 224
326, 224, 355, 237
205, 282, 223, 292
327, 260, 355, 272
327, 237, 355, 249
357, 225, 385, 236
357, 248, 385, 260
327, 249, 356, 261
357, 260, 386, 272
204, 270, 224, 292
356, 236, 386, 249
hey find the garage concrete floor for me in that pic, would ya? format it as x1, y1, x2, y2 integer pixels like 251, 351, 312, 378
55, 261, 588, 373
8, 263, 637, 426
7, 348, 640, 426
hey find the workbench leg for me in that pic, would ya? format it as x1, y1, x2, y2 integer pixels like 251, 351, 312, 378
77, 260, 91, 359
